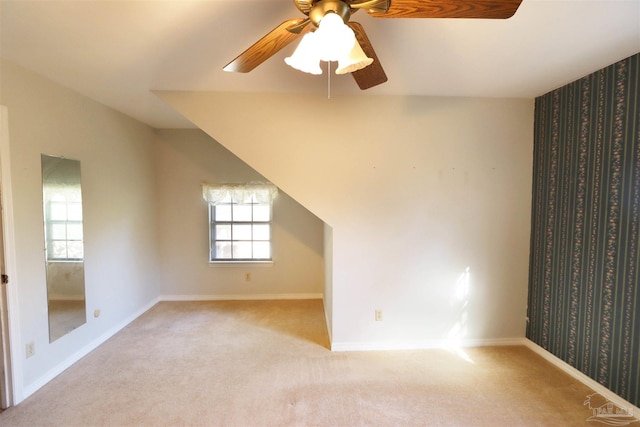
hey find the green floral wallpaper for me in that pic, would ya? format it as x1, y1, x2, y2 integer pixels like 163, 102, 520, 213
527, 53, 640, 407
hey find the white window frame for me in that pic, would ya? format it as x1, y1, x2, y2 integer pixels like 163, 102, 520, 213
208, 195, 272, 262
203, 182, 278, 263
45, 200, 84, 261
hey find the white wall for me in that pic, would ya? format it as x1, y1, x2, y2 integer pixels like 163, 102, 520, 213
0, 59, 159, 401
154, 129, 324, 299
323, 224, 333, 340
157, 91, 534, 349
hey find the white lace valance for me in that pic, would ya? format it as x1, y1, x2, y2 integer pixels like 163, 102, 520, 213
202, 182, 278, 205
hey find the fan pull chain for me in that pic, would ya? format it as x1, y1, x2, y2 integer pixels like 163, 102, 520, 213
327, 61, 331, 99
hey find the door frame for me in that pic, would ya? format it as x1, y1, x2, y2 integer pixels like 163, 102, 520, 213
0, 105, 22, 407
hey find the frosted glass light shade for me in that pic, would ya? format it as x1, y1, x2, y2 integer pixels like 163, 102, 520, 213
285, 13, 364, 76
284, 33, 323, 75
335, 40, 373, 75
314, 13, 356, 62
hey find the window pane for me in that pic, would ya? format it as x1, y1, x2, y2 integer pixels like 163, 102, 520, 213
209, 191, 273, 261
67, 241, 84, 259
50, 223, 67, 240
253, 224, 270, 241
233, 204, 252, 221
215, 224, 231, 240
253, 205, 270, 221
215, 204, 232, 221
67, 203, 83, 221
233, 242, 252, 259
50, 241, 67, 259
233, 224, 252, 240
214, 242, 232, 259
67, 223, 83, 240
253, 242, 271, 259
50, 202, 67, 221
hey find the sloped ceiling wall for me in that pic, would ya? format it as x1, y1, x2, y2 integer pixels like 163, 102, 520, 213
157, 91, 534, 348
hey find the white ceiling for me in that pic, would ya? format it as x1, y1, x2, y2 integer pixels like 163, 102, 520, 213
1, 0, 639, 128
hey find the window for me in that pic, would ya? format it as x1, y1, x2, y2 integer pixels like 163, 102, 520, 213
203, 183, 278, 262
45, 200, 84, 261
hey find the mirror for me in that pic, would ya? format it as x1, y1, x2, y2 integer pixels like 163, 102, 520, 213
42, 154, 86, 342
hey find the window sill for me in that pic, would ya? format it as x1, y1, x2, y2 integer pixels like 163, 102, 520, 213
208, 260, 274, 267
47, 259, 84, 263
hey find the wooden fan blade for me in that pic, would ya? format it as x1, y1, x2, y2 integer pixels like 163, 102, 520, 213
367, 0, 523, 19
348, 22, 388, 90
223, 19, 307, 73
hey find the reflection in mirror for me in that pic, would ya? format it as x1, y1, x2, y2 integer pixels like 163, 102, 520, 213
42, 154, 86, 342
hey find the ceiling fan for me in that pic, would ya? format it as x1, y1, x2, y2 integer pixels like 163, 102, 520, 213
223, 0, 523, 90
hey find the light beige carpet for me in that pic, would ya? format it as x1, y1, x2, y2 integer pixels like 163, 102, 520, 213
0, 300, 627, 426
48, 300, 86, 342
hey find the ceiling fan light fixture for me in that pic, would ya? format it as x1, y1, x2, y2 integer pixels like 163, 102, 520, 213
284, 8, 376, 77
284, 32, 323, 75
335, 39, 374, 75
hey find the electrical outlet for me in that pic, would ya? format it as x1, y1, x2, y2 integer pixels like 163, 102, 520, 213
26, 341, 35, 358
244, 272, 251, 282
375, 309, 383, 321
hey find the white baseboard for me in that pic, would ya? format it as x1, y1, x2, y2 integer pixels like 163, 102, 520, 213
159, 293, 323, 301
331, 337, 526, 352
523, 338, 640, 416
20, 297, 159, 403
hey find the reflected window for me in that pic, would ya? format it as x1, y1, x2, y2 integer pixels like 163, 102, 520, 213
209, 194, 271, 261
45, 200, 83, 260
